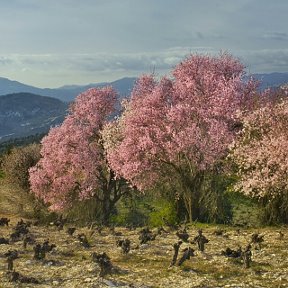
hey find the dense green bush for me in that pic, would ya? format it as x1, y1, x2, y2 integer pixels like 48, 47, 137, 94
227, 192, 263, 227
148, 200, 178, 227
65, 198, 105, 225
260, 193, 288, 224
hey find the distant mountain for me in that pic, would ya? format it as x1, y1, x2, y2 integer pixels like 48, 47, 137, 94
0, 93, 68, 141
0, 73, 287, 142
250, 72, 288, 90
0, 77, 137, 102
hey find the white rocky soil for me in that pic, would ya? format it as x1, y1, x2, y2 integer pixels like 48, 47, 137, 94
0, 217, 287, 288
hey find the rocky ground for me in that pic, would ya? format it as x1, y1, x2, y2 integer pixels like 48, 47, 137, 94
0, 216, 287, 288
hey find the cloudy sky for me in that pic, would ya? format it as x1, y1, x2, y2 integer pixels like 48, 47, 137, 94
0, 0, 287, 88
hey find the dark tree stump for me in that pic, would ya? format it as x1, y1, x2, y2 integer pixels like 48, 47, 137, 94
169, 241, 182, 267
138, 227, 156, 244
91, 252, 113, 277
193, 229, 209, 252
4, 250, 18, 271
23, 234, 35, 249
0, 237, 9, 245
162, 217, 179, 230
177, 247, 195, 266
221, 247, 242, 258
0, 217, 10, 226
251, 233, 264, 249
33, 244, 44, 260
78, 233, 90, 248
52, 214, 66, 230
176, 229, 189, 242
116, 239, 131, 254
10, 219, 30, 242
42, 240, 56, 253
242, 244, 252, 268
67, 227, 76, 236
6, 271, 40, 284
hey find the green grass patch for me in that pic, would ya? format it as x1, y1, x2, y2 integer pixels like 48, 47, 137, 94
228, 192, 263, 227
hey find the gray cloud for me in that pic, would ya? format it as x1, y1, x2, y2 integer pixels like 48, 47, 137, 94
0, 0, 287, 87
262, 32, 288, 41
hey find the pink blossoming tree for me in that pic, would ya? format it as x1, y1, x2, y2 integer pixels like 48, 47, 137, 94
230, 97, 288, 222
29, 87, 129, 224
104, 53, 258, 222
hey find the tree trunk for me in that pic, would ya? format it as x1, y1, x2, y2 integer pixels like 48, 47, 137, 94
183, 192, 193, 223
101, 192, 112, 226
180, 171, 204, 223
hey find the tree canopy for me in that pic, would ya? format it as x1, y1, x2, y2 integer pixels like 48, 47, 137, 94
29, 87, 122, 215
103, 53, 258, 221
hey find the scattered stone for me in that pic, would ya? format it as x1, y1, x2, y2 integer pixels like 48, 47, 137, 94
43, 259, 62, 266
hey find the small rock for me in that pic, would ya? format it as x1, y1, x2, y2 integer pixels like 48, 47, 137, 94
102, 279, 118, 287
84, 277, 92, 283
140, 244, 149, 249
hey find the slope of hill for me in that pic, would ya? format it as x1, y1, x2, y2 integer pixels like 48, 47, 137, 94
0, 77, 137, 102
0, 93, 68, 141
251, 72, 288, 90
0, 73, 287, 142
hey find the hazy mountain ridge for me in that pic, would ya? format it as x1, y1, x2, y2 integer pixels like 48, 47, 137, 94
0, 77, 137, 141
0, 93, 68, 141
0, 73, 287, 142
250, 72, 288, 90
0, 77, 137, 102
